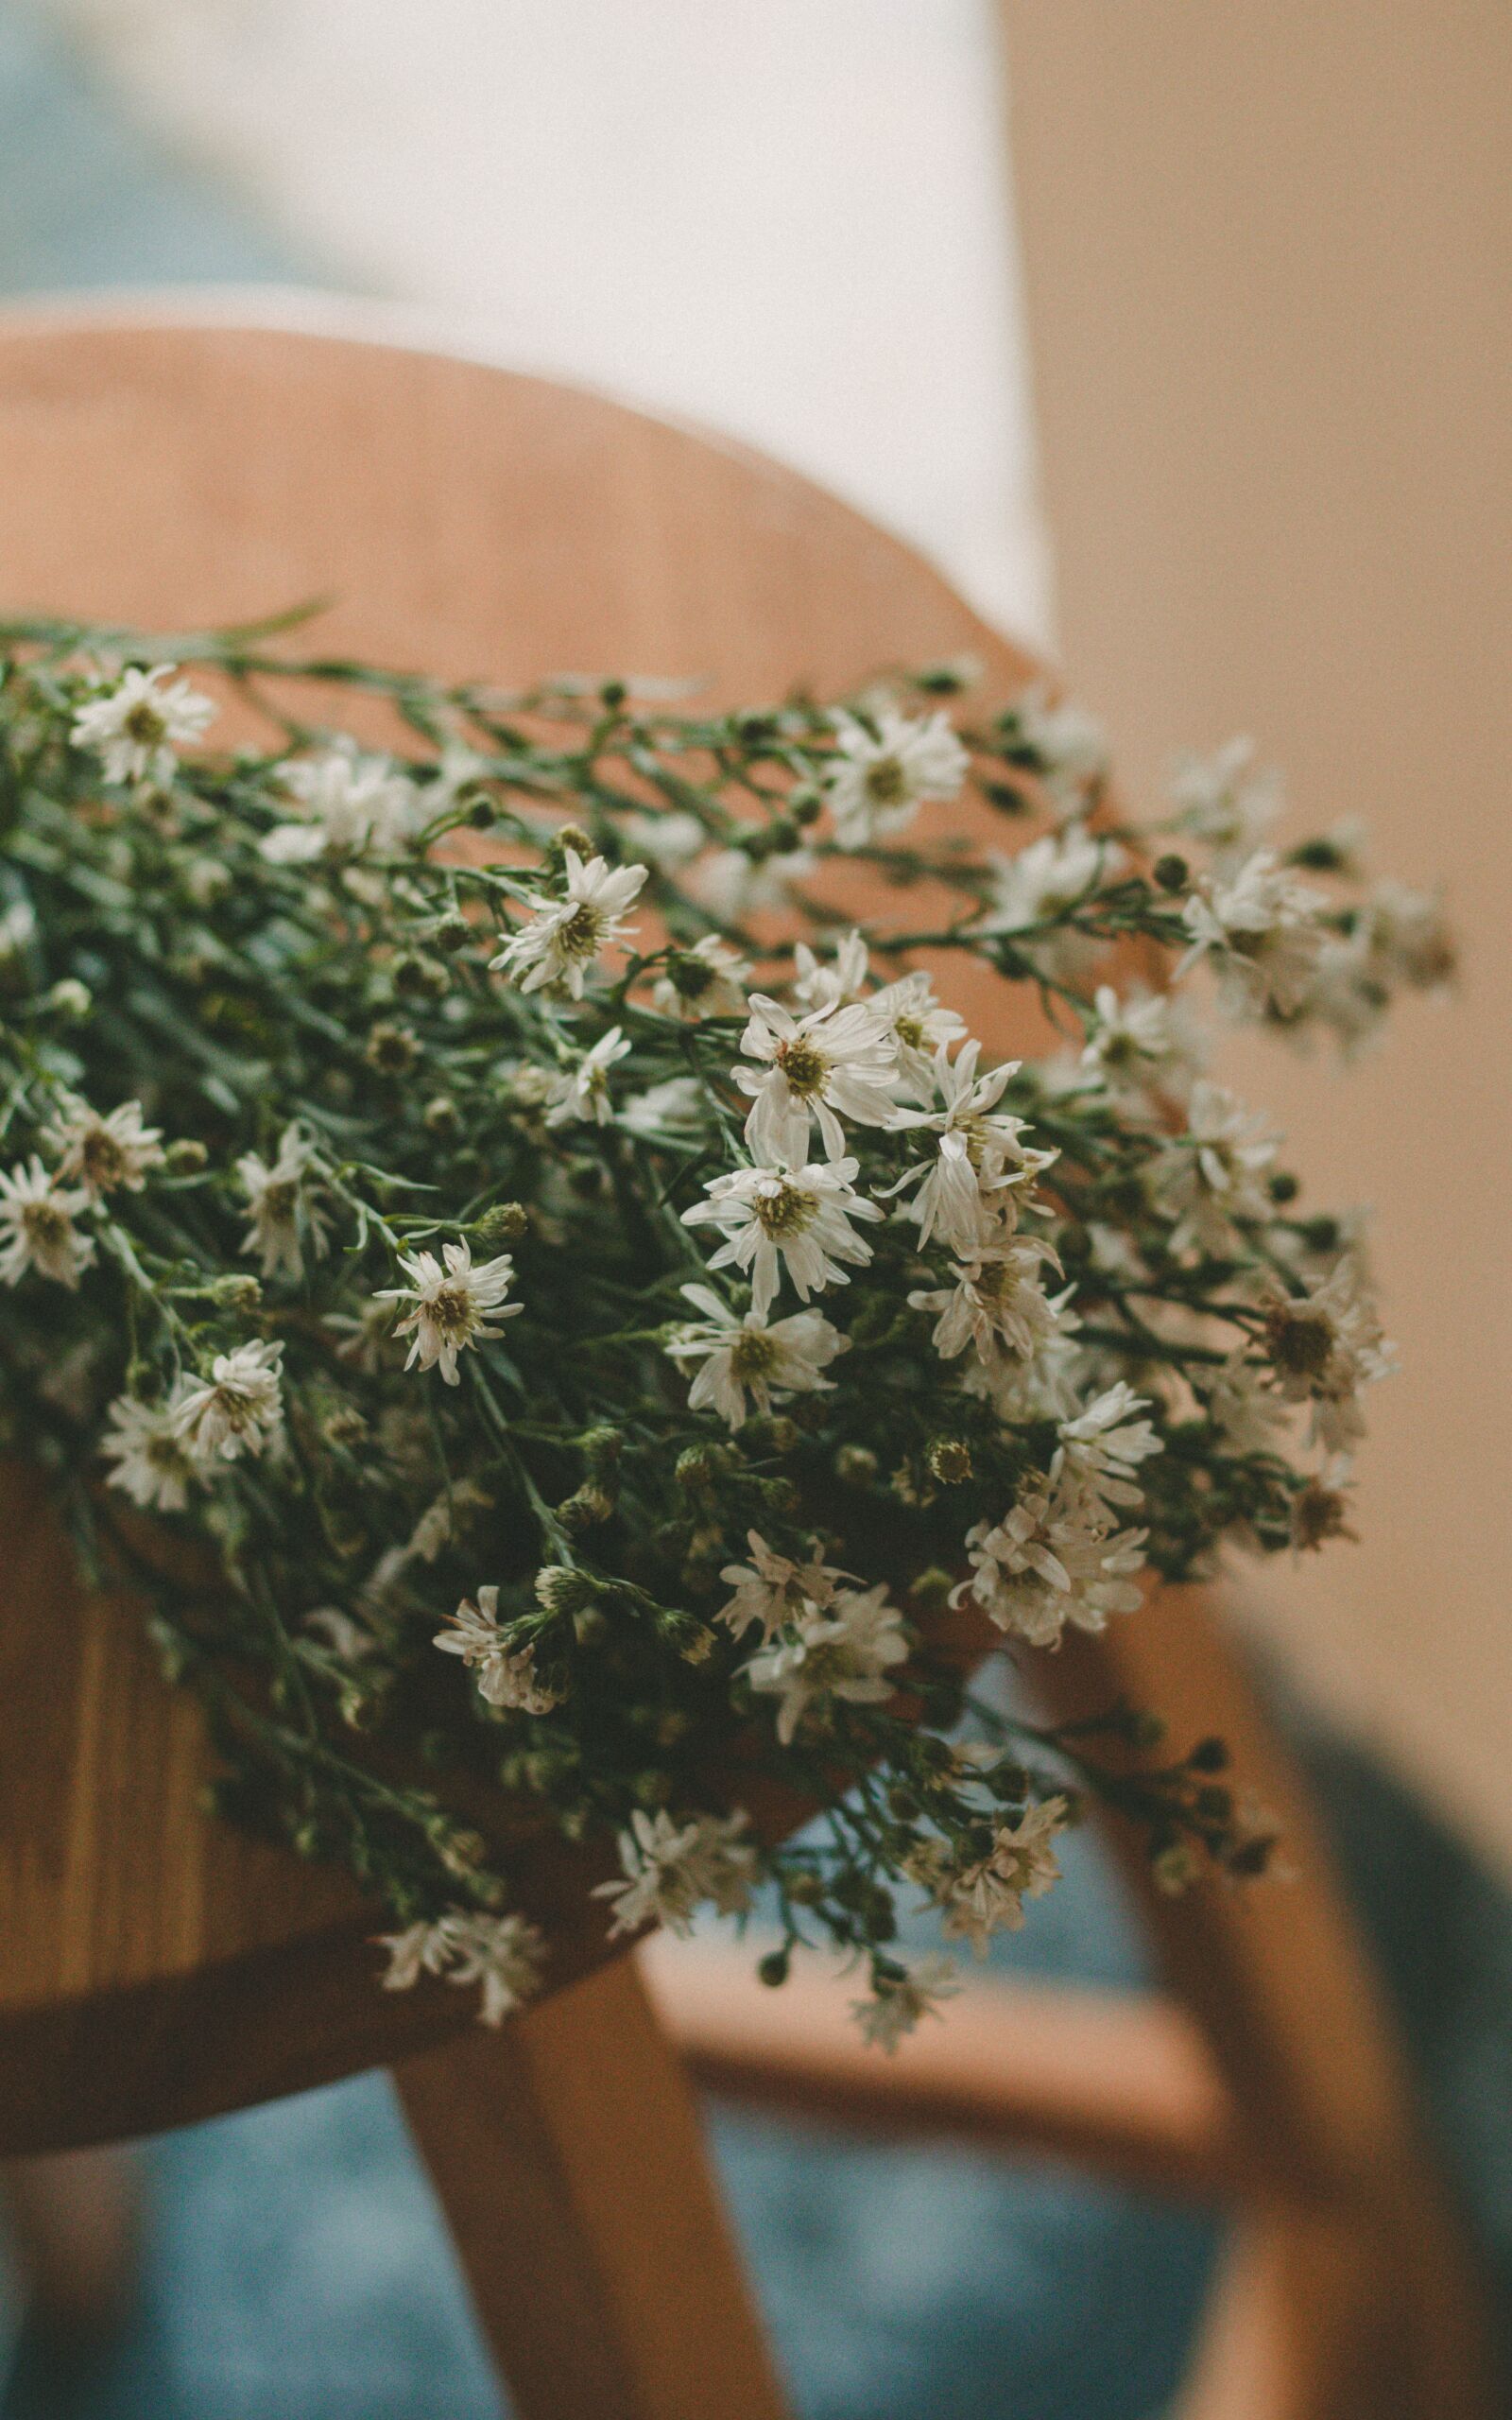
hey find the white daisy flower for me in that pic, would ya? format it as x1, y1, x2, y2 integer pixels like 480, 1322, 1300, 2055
71, 663, 215, 786
43, 1096, 164, 1200
260, 741, 420, 864
1180, 849, 1328, 1015
1261, 1260, 1394, 1452
376, 1240, 523, 1385
174, 1340, 284, 1465
734, 994, 900, 1164
716, 1530, 851, 1642
823, 706, 969, 849
885, 1040, 1051, 1253
235, 1123, 327, 1279
101, 1386, 198, 1512
908, 1233, 1062, 1367
621, 808, 707, 873
744, 1582, 908, 1745
545, 1027, 632, 1127
378, 1908, 544, 2028
1202, 1354, 1292, 1456
490, 850, 647, 998
690, 843, 815, 924
435, 1585, 563, 1713
666, 1284, 848, 1431
918, 1796, 1069, 1956
1008, 687, 1108, 816
0, 1156, 96, 1288
1079, 985, 1205, 1106
302, 1606, 377, 1664
651, 934, 749, 1021
981, 825, 1110, 979
619, 1077, 707, 1138
1169, 736, 1282, 865
850, 1954, 959, 2052
1157, 1080, 1279, 1253
682, 1154, 883, 1320
868, 969, 968, 1104
956, 1486, 1146, 1648
1052, 1382, 1163, 1512
0, 899, 38, 961
791, 931, 871, 1011
593, 1807, 758, 1939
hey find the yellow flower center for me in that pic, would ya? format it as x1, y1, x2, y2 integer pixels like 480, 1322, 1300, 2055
753, 1181, 816, 1240
775, 1036, 829, 1099
863, 755, 909, 806
729, 1327, 782, 1381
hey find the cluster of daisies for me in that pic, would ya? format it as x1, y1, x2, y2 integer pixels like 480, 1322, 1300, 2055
0, 624, 1447, 2040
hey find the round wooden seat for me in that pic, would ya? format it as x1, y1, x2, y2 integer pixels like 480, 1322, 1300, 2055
0, 310, 1038, 2157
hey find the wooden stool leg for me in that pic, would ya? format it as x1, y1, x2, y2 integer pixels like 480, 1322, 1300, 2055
394, 1954, 789, 2420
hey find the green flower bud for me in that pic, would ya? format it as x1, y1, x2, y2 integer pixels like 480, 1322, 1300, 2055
472, 1201, 529, 1248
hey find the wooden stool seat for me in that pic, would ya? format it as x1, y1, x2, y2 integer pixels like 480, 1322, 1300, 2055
0, 309, 1499, 2420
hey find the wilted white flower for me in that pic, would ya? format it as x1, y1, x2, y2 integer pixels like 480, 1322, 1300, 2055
735, 994, 900, 1164
1288, 1456, 1360, 1554
823, 706, 968, 848
744, 1583, 908, 1744
850, 1954, 959, 2052
885, 1040, 1049, 1253
174, 1340, 284, 1465
593, 1807, 758, 1938
1010, 686, 1108, 814
261, 741, 421, 863
651, 934, 749, 1020
71, 663, 215, 786
1261, 1261, 1394, 1452
490, 850, 647, 998
1181, 849, 1327, 1015
545, 1027, 632, 1127
1080, 986, 1205, 1106
43, 1096, 164, 1200
236, 1123, 327, 1279
436, 1585, 563, 1712
0, 1157, 95, 1288
908, 1234, 1062, 1368
683, 1155, 883, 1321
378, 1908, 544, 2027
916, 1796, 1069, 1955
716, 1530, 851, 1642
1157, 1081, 1279, 1253
666, 1284, 848, 1431
101, 1386, 198, 1512
1170, 736, 1281, 865
376, 1240, 523, 1385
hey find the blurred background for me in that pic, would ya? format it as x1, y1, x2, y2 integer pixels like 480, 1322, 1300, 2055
1, 3, 1508, 2415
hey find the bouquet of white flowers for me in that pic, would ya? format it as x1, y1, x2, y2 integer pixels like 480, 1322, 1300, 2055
0, 617, 1448, 2041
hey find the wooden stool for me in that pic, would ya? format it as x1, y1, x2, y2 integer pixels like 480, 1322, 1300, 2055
0, 309, 1498, 2420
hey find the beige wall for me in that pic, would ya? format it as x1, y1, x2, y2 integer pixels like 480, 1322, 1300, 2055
999, 3, 1512, 1863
